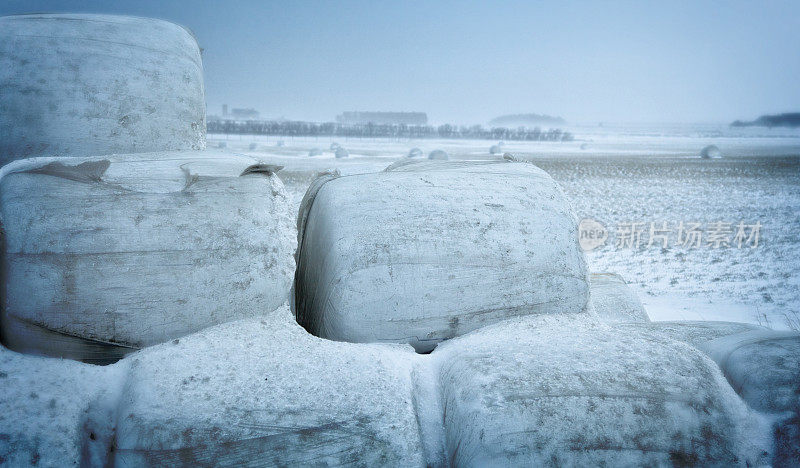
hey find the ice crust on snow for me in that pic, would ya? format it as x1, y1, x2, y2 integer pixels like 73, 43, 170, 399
0, 14, 205, 164
295, 160, 589, 352
112, 305, 426, 467
0, 150, 295, 360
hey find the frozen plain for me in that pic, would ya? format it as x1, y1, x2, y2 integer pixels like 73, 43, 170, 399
209, 125, 800, 331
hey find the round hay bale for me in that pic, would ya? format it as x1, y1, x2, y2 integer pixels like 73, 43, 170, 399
0, 152, 295, 363
432, 316, 765, 466
489, 145, 502, 155
249, 143, 258, 151
0, 14, 205, 164
701, 145, 722, 159
407, 147, 423, 158
335, 147, 349, 158
295, 160, 588, 353
428, 149, 449, 160
217, 141, 227, 149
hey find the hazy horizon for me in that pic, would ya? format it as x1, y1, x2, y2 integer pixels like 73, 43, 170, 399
2, 0, 799, 125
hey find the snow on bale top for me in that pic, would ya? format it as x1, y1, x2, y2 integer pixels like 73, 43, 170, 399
0, 150, 295, 362
701, 144, 723, 159
428, 149, 448, 160
0, 14, 205, 164
294, 160, 589, 352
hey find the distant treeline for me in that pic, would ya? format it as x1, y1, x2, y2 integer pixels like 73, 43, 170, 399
207, 120, 574, 141
731, 113, 800, 128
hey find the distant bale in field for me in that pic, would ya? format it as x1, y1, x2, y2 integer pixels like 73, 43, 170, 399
701, 144, 722, 159
428, 149, 448, 160
407, 147, 423, 158
335, 147, 349, 158
330, 142, 341, 151
308, 148, 323, 157
218, 141, 227, 149
489, 145, 502, 155
249, 143, 258, 151
276, 140, 285, 147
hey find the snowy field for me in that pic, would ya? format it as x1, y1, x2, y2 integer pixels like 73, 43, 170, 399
209, 128, 800, 330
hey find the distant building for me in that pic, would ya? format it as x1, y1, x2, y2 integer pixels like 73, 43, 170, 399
230, 108, 260, 120
336, 111, 428, 126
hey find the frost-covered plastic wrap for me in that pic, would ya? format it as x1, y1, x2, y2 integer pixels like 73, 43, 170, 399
0, 151, 295, 361
429, 316, 765, 466
113, 305, 426, 466
699, 330, 799, 414
0, 346, 127, 466
295, 160, 588, 352
589, 272, 648, 323
0, 14, 205, 163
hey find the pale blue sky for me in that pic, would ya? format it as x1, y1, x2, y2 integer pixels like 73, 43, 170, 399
2, 1, 799, 124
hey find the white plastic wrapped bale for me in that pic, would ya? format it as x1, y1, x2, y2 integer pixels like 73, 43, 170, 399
0, 151, 295, 362
428, 316, 767, 466
699, 329, 800, 466
617, 321, 800, 465
0, 345, 127, 466
295, 160, 588, 352
589, 272, 649, 323
0, 14, 205, 164
113, 304, 426, 467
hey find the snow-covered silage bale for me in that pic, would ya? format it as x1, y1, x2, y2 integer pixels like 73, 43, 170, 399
295, 160, 588, 352
589, 272, 649, 323
0, 14, 205, 164
112, 305, 426, 467
701, 330, 800, 466
429, 316, 765, 466
617, 321, 800, 465
0, 151, 295, 362
0, 345, 127, 466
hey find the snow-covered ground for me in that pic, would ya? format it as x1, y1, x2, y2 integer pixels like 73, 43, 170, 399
209, 128, 800, 330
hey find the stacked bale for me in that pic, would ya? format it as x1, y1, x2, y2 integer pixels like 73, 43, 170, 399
0, 152, 295, 362
0, 14, 295, 363
295, 160, 588, 352
112, 305, 426, 467
616, 321, 800, 465
0, 14, 205, 163
429, 315, 765, 466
